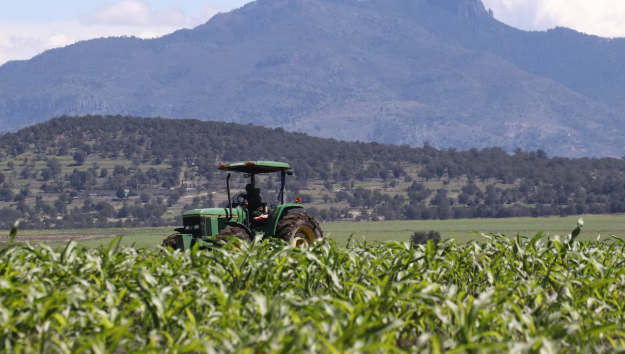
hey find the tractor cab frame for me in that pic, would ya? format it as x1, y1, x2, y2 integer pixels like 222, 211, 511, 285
220, 161, 295, 238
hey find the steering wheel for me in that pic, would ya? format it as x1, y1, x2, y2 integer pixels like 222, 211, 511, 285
237, 193, 248, 205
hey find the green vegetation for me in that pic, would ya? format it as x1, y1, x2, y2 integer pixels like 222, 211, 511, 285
2, 220, 624, 353
1, 116, 625, 232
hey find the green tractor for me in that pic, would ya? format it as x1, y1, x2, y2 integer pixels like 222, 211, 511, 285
163, 161, 323, 250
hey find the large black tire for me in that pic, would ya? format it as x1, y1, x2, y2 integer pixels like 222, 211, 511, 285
276, 211, 323, 247
163, 233, 180, 249
216, 227, 251, 244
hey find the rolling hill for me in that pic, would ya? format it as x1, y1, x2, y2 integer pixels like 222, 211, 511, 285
0, 0, 624, 157
1, 115, 625, 230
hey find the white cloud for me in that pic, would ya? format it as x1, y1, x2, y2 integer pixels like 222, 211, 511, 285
91, 0, 153, 26
483, 0, 625, 38
0, 1, 220, 66
191, 6, 220, 26
87, 0, 187, 27
86, 0, 218, 28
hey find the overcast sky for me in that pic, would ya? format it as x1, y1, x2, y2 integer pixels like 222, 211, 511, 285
2, 0, 625, 66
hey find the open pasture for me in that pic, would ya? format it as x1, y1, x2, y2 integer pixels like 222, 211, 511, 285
1, 215, 623, 248
323, 215, 625, 244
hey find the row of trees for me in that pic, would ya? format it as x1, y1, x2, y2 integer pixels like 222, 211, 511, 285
318, 178, 625, 222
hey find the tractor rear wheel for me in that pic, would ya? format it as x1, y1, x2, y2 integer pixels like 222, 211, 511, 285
216, 227, 251, 245
276, 211, 323, 248
163, 233, 180, 249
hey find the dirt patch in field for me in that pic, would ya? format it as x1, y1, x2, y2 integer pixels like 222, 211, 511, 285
0, 233, 119, 244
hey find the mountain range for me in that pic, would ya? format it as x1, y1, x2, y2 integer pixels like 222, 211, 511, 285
1, 0, 624, 157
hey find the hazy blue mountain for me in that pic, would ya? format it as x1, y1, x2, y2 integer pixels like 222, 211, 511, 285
0, 0, 624, 157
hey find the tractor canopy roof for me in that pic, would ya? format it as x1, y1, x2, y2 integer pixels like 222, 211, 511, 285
218, 161, 291, 174
183, 208, 239, 217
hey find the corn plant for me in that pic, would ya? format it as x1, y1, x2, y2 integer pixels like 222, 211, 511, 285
1, 220, 624, 353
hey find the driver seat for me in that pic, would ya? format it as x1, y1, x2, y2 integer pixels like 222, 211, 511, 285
253, 210, 269, 223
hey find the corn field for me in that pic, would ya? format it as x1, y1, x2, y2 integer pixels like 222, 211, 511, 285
1, 221, 625, 353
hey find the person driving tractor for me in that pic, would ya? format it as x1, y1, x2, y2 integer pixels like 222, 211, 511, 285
243, 183, 264, 218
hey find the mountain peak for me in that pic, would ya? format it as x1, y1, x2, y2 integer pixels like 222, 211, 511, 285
0, 0, 624, 157
427, 0, 489, 19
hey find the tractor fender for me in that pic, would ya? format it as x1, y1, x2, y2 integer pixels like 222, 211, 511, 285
266, 204, 304, 236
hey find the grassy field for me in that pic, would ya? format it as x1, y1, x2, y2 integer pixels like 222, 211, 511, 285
323, 215, 625, 244
2, 215, 622, 248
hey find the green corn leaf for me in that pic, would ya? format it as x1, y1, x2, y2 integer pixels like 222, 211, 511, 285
570, 218, 584, 244
8, 220, 19, 245
586, 324, 618, 336
346, 231, 359, 248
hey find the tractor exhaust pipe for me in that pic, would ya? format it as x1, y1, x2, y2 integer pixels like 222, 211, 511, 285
226, 173, 233, 221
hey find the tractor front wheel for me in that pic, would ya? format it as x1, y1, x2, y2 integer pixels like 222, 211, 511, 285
216, 227, 251, 245
276, 211, 323, 248
163, 233, 180, 250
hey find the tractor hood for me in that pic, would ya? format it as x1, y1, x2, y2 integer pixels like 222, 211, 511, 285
182, 208, 240, 218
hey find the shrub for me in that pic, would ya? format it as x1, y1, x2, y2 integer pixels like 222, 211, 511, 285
411, 230, 441, 245
167, 192, 181, 206
140, 193, 151, 204
73, 150, 87, 165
